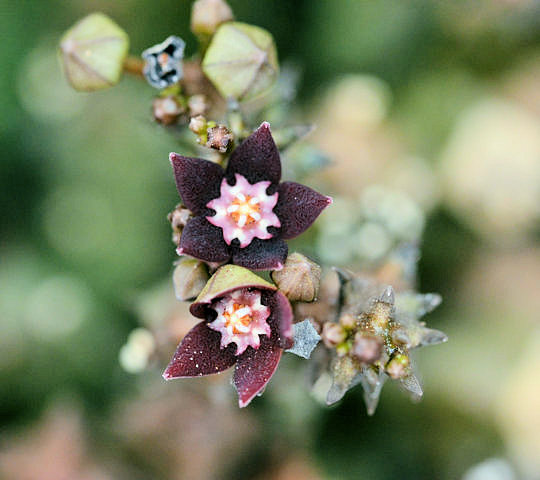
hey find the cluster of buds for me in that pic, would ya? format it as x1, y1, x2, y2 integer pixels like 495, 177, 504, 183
317, 271, 447, 414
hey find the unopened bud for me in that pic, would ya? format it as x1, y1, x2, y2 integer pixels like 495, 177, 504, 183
352, 333, 383, 364
189, 115, 207, 135
390, 326, 411, 347
386, 353, 409, 379
271, 252, 321, 302
370, 299, 393, 331
188, 94, 208, 117
191, 0, 234, 36
59, 13, 129, 92
173, 259, 209, 301
206, 125, 233, 152
168, 205, 192, 245
153, 96, 185, 125
321, 322, 347, 348
202, 22, 279, 101
339, 313, 357, 330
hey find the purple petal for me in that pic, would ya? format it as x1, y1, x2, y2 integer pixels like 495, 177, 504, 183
170, 153, 224, 215
233, 335, 283, 407
163, 321, 237, 379
226, 122, 281, 185
231, 237, 288, 271
178, 216, 231, 263
262, 290, 294, 349
275, 182, 332, 239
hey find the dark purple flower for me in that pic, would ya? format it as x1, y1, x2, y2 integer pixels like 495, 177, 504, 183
170, 122, 332, 271
163, 265, 294, 407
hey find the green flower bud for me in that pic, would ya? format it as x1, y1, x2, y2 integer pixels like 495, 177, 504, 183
172, 258, 210, 301
386, 353, 410, 379
59, 13, 129, 91
191, 0, 234, 36
202, 22, 279, 101
271, 253, 321, 302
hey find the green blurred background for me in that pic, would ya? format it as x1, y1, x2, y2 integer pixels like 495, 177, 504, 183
1, 1, 540, 479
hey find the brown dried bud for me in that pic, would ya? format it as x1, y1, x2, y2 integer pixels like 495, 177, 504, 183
321, 322, 347, 348
188, 94, 208, 117
168, 205, 192, 245
189, 115, 207, 135
191, 0, 234, 37
172, 259, 209, 301
206, 125, 233, 152
271, 252, 321, 302
352, 333, 383, 364
385, 353, 410, 379
152, 96, 185, 125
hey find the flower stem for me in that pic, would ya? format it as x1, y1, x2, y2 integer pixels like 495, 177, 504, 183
123, 56, 144, 77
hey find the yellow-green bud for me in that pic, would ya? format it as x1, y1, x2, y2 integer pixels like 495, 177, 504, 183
386, 354, 410, 379
59, 13, 129, 91
202, 22, 279, 101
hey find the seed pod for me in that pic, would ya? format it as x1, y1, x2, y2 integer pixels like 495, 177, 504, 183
172, 259, 210, 301
202, 22, 279, 101
59, 13, 129, 91
191, 0, 234, 36
271, 252, 321, 302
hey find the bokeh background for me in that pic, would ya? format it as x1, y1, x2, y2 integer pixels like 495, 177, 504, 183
1, 1, 540, 479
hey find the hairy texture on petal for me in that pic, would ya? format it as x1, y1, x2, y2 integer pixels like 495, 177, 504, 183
232, 237, 288, 271
178, 216, 230, 263
233, 334, 282, 407
226, 122, 281, 186
275, 182, 332, 239
262, 290, 294, 349
163, 321, 237, 379
170, 153, 224, 215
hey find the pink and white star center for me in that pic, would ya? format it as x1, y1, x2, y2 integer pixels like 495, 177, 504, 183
206, 174, 281, 248
208, 289, 271, 356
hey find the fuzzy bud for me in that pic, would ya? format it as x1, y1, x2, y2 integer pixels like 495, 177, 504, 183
339, 313, 357, 330
172, 259, 210, 301
206, 125, 233, 152
271, 253, 321, 302
152, 96, 185, 125
202, 22, 279, 101
168, 205, 192, 245
321, 322, 347, 348
191, 0, 234, 36
188, 94, 208, 117
352, 333, 383, 364
386, 354, 410, 379
189, 115, 207, 135
59, 13, 129, 92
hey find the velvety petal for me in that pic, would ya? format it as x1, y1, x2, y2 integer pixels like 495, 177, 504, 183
170, 153, 224, 215
274, 181, 332, 239
226, 122, 281, 185
178, 216, 231, 263
163, 321, 237, 379
233, 334, 282, 407
231, 237, 288, 271
262, 290, 294, 349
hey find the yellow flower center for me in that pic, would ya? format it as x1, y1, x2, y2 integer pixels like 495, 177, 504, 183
223, 303, 253, 334
227, 194, 261, 227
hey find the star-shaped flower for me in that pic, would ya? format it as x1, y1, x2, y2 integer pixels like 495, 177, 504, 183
163, 265, 294, 407
170, 122, 332, 270
142, 36, 185, 89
